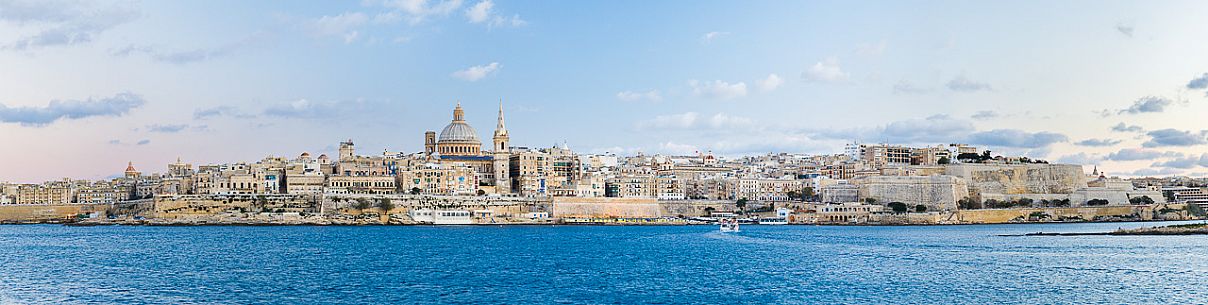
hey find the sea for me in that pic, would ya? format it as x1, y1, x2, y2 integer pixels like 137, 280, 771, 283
1, 221, 1206, 304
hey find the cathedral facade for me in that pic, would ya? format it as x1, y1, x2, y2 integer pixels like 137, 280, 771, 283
424, 103, 512, 194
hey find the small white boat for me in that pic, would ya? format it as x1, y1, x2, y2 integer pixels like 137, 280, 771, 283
719, 218, 740, 232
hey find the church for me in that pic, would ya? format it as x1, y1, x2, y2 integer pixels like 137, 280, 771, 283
423, 103, 513, 194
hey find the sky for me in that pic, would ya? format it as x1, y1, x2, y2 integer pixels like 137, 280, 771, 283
2, 0, 1208, 182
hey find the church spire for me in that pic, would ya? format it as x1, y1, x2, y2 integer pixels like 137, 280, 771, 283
495, 99, 507, 136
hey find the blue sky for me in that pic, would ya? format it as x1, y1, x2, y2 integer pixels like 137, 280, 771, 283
2, 0, 1208, 182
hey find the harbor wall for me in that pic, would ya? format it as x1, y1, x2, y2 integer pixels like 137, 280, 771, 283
952, 204, 1189, 223
0, 204, 110, 222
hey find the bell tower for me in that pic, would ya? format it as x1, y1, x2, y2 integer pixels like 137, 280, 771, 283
492, 100, 512, 193
493, 101, 509, 153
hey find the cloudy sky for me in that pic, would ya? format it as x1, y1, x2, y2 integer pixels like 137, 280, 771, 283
2, 0, 1208, 182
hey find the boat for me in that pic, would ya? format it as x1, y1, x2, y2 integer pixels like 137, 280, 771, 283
408, 209, 473, 225
757, 217, 788, 225
719, 218, 740, 232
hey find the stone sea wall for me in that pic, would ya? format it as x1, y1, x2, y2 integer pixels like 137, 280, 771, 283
945, 164, 1085, 197
854, 175, 968, 211
0, 204, 110, 222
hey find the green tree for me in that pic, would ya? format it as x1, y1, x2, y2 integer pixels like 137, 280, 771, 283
937, 156, 950, 165
377, 198, 395, 213
736, 198, 749, 215
802, 186, 815, 201
786, 191, 799, 201
1016, 198, 1034, 207
915, 205, 927, 213
958, 197, 980, 210
353, 198, 373, 211
1086, 199, 1109, 206
1129, 196, 1155, 205
888, 202, 908, 213
864, 198, 877, 205
410, 187, 422, 195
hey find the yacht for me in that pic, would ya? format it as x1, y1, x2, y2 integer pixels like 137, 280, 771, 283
719, 218, 740, 232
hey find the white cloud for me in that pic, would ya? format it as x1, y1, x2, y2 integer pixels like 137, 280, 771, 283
616, 90, 662, 102
463, 0, 525, 28
802, 57, 848, 82
658, 142, 700, 155
892, 79, 930, 94
465, 0, 492, 23
1118, 96, 1174, 115
701, 31, 729, 43
636, 112, 700, 130
756, 74, 783, 92
705, 113, 753, 129
946, 75, 992, 92
0, 1, 139, 50
1055, 153, 1102, 165
372, 0, 465, 25
0, 92, 146, 127
310, 12, 368, 44
1115, 22, 1134, 37
635, 112, 754, 131
451, 62, 501, 81
689, 80, 747, 99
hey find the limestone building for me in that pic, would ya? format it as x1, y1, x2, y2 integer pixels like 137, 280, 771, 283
421, 102, 514, 195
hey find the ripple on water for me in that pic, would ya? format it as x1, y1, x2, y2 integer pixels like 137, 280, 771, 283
1, 222, 1206, 304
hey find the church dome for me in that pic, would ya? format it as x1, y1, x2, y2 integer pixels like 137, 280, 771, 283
439, 122, 480, 143
437, 103, 481, 144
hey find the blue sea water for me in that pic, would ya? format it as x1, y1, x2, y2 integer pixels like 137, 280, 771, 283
1, 222, 1206, 304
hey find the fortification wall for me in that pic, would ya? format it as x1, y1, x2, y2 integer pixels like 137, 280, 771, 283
953, 205, 1166, 223
855, 175, 967, 211
945, 164, 1085, 197
0, 204, 110, 222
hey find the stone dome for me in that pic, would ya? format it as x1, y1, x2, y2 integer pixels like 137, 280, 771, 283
439, 121, 480, 143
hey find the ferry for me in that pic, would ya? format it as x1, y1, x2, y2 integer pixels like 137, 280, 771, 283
757, 217, 788, 225
408, 209, 473, 225
719, 218, 740, 232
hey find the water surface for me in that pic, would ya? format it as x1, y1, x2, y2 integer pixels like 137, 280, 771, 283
1, 221, 1205, 304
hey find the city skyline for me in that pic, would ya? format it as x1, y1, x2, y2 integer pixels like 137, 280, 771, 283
3, 0, 1208, 182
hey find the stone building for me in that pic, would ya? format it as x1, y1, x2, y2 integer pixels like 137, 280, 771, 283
423, 103, 514, 195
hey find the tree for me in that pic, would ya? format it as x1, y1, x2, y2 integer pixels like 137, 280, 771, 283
787, 191, 799, 201
802, 186, 815, 201
477, 189, 486, 196
958, 197, 980, 210
703, 206, 716, 216
1016, 198, 1034, 207
981, 150, 992, 160
888, 202, 908, 213
957, 153, 981, 162
915, 205, 927, 213
1129, 196, 1155, 205
377, 198, 395, 213
864, 198, 877, 205
1055, 199, 1071, 207
1086, 199, 1109, 206
736, 198, 749, 215
984, 199, 1003, 209
410, 187, 422, 195
937, 156, 951, 165
353, 198, 373, 211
